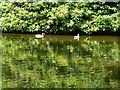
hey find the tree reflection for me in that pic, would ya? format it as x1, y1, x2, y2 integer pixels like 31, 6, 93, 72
2, 35, 120, 88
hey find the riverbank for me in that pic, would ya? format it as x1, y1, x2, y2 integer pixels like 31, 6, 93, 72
2, 30, 120, 36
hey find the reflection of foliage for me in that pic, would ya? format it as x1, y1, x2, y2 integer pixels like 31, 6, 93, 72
2, 35, 120, 88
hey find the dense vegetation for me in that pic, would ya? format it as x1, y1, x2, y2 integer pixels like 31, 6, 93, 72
2, 35, 120, 88
0, 2, 120, 34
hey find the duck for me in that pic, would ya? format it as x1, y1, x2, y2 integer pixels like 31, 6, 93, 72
35, 33, 45, 39
74, 34, 80, 40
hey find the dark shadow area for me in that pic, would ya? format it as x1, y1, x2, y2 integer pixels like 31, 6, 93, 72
104, 63, 120, 88
2, 30, 120, 36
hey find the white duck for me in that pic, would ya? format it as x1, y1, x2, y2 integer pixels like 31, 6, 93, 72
74, 34, 80, 40
35, 33, 45, 39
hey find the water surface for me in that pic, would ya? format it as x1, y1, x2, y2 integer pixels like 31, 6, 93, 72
2, 34, 120, 88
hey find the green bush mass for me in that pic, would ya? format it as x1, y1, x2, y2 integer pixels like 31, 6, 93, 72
0, 2, 120, 34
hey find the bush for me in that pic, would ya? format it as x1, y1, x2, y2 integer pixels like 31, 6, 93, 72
0, 2, 119, 34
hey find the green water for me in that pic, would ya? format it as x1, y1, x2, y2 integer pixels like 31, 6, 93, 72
2, 34, 120, 88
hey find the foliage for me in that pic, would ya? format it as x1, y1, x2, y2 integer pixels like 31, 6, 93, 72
2, 34, 120, 88
0, 2, 119, 34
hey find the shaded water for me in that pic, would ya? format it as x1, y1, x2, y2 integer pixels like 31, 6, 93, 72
2, 34, 120, 88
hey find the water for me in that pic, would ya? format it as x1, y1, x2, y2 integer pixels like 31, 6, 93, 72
2, 34, 120, 88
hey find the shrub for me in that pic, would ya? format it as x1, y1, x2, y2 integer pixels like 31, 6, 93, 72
0, 2, 119, 34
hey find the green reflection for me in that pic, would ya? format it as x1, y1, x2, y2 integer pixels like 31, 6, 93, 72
2, 34, 120, 88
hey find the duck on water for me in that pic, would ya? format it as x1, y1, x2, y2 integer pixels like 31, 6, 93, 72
74, 34, 80, 40
35, 32, 80, 40
35, 33, 45, 39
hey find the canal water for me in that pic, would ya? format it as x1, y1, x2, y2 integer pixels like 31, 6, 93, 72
2, 34, 120, 88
